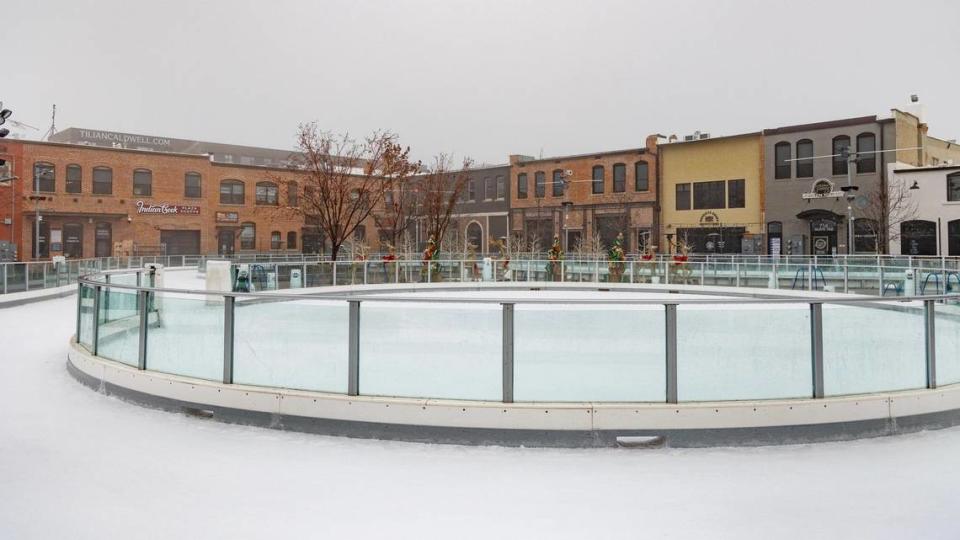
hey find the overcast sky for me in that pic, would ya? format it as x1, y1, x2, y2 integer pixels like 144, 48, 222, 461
5, 0, 959, 164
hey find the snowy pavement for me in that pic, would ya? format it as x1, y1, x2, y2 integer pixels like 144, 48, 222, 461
2, 289, 960, 539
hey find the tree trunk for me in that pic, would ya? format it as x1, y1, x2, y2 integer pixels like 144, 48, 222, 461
330, 243, 341, 262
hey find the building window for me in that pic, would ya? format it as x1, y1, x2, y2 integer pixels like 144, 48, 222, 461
535, 171, 545, 198
693, 180, 725, 209
857, 133, 877, 174
240, 222, 256, 250
92, 166, 113, 195
287, 181, 298, 207
552, 169, 564, 197
483, 177, 493, 200
184, 172, 202, 198
948, 172, 960, 202
592, 166, 604, 194
727, 179, 745, 208
833, 136, 850, 176
34, 162, 55, 192
613, 163, 626, 193
854, 219, 878, 253
287, 231, 297, 249
676, 183, 691, 210
635, 161, 649, 191
220, 180, 245, 205
354, 225, 366, 241
468, 179, 476, 201
63, 222, 83, 258
517, 173, 528, 199
774, 142, 791, 179
271, 231, 282, 250
133, 168, 152, 196
796, 139, 814, 178
496, 175, 505, 200
256, 181, 279, 205
66, 164, 82, 194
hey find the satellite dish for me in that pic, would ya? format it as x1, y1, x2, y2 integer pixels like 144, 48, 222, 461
854, 195, 869, 210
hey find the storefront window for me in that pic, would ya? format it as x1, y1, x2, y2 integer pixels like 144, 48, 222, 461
854, 219, 878, 253
271, 231, 282, 250
240, 222, 256, 250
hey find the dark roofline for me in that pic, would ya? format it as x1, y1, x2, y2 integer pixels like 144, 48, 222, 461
894, 165, 960, 174
16, 138, 211, 160
51, 126, 298, 156
660, 131, 761, 147
762, 115, 878, 136
514, 147, 649, 166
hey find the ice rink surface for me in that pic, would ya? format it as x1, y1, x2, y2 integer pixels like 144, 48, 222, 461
3, 271, 960, 539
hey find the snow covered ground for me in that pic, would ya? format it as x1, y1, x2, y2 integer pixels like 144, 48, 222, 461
3, 279, 960, 538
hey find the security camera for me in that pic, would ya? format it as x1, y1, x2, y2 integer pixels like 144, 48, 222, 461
910, 94, 919, 103
564, 169, 573, 177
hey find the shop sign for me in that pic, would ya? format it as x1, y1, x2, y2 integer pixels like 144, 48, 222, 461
699, 211, 721, 226
135, 200, 200, 215
216, 211, 239, 223
802, 179, 844, 200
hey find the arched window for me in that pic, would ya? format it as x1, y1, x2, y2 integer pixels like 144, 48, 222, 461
854, 218, 879, 253
256, 181, 278, 205
774, 142, 791, 179
856, 133, 877, 174
184, 172, 202, 198
64, 164, 82, 194
92, 166, 113, 195
635, 161, 649, 191
832, 136, 851, 176
287, 181, 298, 207
796, 140, 813, 178
34, 162, 55, 192
552, 169, 564, 196
63, 222, 84, 258
517, 173, 528, 199
534, 171, 545, 198
287, 231, 297, 249
270, 231, 282, 250
612, 163, 626, 193
133, 168, 152, 196
592, 165, 604, 194
240, 222, 256, 250
466, 222, 483, 250
220, 180, 244, 205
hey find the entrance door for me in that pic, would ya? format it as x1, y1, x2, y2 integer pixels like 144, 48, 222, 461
218, 230, 235, 256
901, 220, 937, 256
160, 230, 201, 256
63, 223, 84, 258
94, 222, 112, 257
809, 219, 837, 255
32, 221, 50, 259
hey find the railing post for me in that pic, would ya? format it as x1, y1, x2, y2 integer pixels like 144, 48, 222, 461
700, 261, 705, 286
348, 300, 360, 396
223, 295, 235, 384
843, 264, 849, 293
363, 260, 368, 284
332, 261, 337, 286
92, 285, 101, 356
502, 302, 514, 403
75, 283, 82, 341
810, 302, 824, 398
665, 304, 678, 404
395, 259, 400, 283
138, 289, 149, 370
25, 263, 30, 291
807, 260, 813, 290
925, 299, 937, 389
735, 262, 741, 287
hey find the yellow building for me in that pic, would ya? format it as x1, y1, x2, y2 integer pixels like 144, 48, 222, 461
659, 132, 765, 254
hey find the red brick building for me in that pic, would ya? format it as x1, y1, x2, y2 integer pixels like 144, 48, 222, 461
1, 137, 383, 261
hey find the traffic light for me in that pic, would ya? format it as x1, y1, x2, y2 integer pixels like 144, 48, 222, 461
0, 105, 11, 167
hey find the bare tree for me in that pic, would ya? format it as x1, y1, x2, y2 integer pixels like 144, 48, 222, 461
573, 232, 605, 260
858, 178, 919, 253
373, 172, 422, 255
290, 124, 419, 261
419, 154, 472, 253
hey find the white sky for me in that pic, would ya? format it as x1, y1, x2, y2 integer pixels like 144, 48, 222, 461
4, 0, 960, 164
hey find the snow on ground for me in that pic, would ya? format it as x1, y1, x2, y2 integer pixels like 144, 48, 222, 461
2, 272, 960, 539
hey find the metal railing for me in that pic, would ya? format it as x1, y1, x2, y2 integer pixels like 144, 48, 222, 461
75, 267, 960, 405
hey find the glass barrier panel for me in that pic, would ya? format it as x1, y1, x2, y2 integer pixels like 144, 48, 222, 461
234, 299, 348, 392
935, 303, 960, 386
823, 303, 925, 395
145, 292, 224, 381
514, 304, 665, 402
78, 284, 95, 350
96, 286, 140, 366
28, 264, 44, 290
677, 303, 812, 401
359, 301, 501, 400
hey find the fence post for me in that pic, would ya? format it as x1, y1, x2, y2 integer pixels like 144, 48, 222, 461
502, 303, 514, 403
92, 285, 102, 356
138, 289, 149, 370
363, 260, 369, 285
843, 264, 849, 293
925, 299, 937, 389
223, 295, 235, 384
348, 300, 360, 396
332, 261, 337, 286
665, 304, 678, 404
75, 283, 82, 341
810, 303, 824, 398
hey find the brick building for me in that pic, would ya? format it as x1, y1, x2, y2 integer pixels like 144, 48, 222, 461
1, 135, 384, 261
509, 135, 662, 255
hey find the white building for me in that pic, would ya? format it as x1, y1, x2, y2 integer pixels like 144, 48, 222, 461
889, 163, 960, 255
